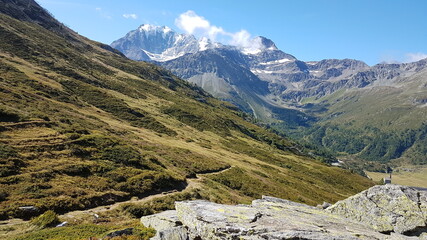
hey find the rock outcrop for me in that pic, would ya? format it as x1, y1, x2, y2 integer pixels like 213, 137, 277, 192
326, 184, 427, 235
141, 185, 427, 239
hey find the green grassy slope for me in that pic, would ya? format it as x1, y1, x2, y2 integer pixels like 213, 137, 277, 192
0, 0, 373, 225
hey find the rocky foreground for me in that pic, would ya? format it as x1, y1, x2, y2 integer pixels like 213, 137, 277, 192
141, 185, 427, 239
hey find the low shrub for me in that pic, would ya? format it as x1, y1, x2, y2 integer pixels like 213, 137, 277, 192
30, 210, 60, 229
131, 224, 156, 239
0, 158, 25, 177
0, 143, 19, 159
0, 189, 8, 201
15, 224, 110, 240
0, 106, 23, 122
121, 190, 201, 218
102, 145, 142, 166
116, 171, 184, 196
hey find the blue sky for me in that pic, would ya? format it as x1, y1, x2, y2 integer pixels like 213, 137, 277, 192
37, 0, 427, 65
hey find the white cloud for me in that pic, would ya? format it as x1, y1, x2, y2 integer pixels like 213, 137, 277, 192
175, 10, 260, 50
95, 7, 112, 19
123, 13, 138, 19
379, 54, 401, 64
161, 10, 171, 16
404, 52, 427, 63
175, 11, 212, 35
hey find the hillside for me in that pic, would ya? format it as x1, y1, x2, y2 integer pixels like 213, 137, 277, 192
0, 1, 374, 235
291, 65, 427, 169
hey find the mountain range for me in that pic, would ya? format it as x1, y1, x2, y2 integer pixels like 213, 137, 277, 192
112, 25, 427, 169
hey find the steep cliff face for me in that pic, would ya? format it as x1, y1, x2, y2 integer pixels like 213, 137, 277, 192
142, 185, 427, 239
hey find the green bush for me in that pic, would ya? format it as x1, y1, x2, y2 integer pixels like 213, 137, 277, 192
0, 107, 22, 122
15, 224, 110, 240
57, 164, 91, 177
132, 224, 156, 239
121, 190, 202, 218
102, 145, 142, 165
0, 189, 8, 201
0, 143, 19, 159
116, 171, 183, 196
0, 158, 25, 177
122, 204, 154, 218
31, 210, 60, 229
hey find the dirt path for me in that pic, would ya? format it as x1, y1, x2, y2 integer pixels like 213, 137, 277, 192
0, 166, 233, 239
59, 166, 233, 221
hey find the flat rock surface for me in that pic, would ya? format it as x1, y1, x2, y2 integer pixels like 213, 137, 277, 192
175, 197, 415, 239
142, 185, 427, 239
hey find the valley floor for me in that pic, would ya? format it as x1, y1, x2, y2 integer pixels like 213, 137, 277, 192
366, 165, 427, 188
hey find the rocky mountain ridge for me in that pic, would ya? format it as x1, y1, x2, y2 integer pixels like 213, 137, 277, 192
142, 184, 427, 239
111, 24, 427, 107
111, 24, 221, 62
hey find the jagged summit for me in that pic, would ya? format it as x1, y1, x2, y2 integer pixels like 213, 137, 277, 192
110, 24, 287, 62
240, 36, 279, 55
244, 36, 278, 53
137, 24, 172, 34
257, 36, 278, 50
111, 24, 220, 62
111, 24, 197, 61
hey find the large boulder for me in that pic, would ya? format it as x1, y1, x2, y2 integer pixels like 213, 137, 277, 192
326, 184, 427, 235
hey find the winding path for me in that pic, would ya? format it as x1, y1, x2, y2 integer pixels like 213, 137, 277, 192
0, 166, 234, 239
59, 166, 234, 221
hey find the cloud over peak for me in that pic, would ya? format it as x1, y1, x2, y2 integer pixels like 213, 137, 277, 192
123, 13, 138, 19
175, 10, 263, 51
405, 52, 427, 63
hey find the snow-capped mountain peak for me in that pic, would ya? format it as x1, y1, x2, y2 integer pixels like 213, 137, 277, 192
138, 24, 172, 34
198, 37, 210, 51
111, 24, 222, 61
111, 25, 280, 61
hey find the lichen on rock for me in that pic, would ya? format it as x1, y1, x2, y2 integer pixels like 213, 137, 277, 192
326, 184, 427, 235
141, 185, 427, 239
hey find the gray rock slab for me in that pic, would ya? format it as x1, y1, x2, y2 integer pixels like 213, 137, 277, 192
175, 197, 395, 239
142, 185, 427, 239
327, 184, 427, 234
